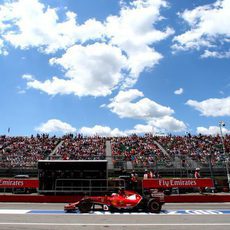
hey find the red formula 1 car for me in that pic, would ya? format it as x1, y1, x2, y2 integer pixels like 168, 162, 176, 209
64, 189, 164, 213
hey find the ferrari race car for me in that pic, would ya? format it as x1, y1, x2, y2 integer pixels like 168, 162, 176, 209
64, 189, 165, 213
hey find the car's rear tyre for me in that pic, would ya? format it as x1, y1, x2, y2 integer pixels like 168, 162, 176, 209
78, 200, 92, 213
147, 199, 161, 213
65, 209, 75, 213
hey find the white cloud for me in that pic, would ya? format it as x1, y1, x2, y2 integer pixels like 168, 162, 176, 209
79, 125, 126, 137
79, 122, 183, 136
148, 116, 187, 132
107, 89, 174, 119
35, 119, 76, 134
35, 118, 186, 136
107, 89, 187, 133
125, 124, 154, 135
196, 126, 230, 135
79, 123, 165, 136
26, 43, 127, 97
186, 97, 230, 117
22, 74, 34, 81
76, 119, 186, 136
1, 0, 174, 97
106, 0, 174, 86
0, 0, 105, 53
174, 88, 183, 95
172, 0, 230, 57
201, 49, 230, 58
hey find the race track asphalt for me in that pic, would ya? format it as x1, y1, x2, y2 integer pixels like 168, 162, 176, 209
0, 202, 230, 230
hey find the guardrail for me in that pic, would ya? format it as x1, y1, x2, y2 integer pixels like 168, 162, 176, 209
38, 178, 126, 195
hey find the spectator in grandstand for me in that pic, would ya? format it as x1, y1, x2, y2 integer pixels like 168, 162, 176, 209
148, 169, 155, 178
130, 170, 138, 190
143, 169, 156, 179
194, 168, 203, 193
143, 169, 148, 179
155, 171, 161, 178
194, 168, 201, 179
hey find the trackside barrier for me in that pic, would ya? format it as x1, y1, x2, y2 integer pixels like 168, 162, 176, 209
165, 194, 230, 203
0, 178, 125, 195
143, 178, 214, 189
0, 178, 39, 188
0, 178, 215, 194
0, 178, 39, 193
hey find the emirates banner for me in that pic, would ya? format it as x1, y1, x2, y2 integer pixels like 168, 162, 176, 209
143, 178, 214, 189
0, 179, 39, 188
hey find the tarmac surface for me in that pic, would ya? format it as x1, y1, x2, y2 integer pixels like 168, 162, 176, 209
0, 203, 230, 230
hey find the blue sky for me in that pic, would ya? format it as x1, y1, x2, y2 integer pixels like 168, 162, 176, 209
0, 0, 230, 136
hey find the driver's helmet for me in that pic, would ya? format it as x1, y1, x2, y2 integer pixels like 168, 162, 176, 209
118, 188, 125, 195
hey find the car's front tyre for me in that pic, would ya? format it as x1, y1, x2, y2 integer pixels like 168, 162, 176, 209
78, 199, 92, 213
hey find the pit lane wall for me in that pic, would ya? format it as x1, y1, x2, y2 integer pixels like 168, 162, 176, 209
0, 178, 215, 190
0, 178, 38, 188
142, 178, 214, 189
0, 177, 230, 203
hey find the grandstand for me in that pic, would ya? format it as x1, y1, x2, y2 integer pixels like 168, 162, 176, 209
0, 133, 229, 185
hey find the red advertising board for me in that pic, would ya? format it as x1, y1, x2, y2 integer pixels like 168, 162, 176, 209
0, 179, 39, 188
143, 178, 214, 189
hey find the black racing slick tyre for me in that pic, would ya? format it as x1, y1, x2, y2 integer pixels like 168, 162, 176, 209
147, 199, 161, 213
78, 200, 92, 213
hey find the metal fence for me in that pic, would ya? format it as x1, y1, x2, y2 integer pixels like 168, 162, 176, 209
38, 178, 126, 195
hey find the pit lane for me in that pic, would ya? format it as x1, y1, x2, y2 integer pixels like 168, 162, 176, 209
0, 203, 230, 230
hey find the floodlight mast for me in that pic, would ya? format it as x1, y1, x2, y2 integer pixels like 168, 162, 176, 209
219, 121, 230, 191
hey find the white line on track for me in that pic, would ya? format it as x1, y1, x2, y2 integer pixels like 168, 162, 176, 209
0, 223, 229, 226
0, 210, 30, 214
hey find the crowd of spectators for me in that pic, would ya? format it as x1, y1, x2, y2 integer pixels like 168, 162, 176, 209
0, 133, 229, 169
53, 134, 106, 160
154, 133, 230, 168
110, 134, 171, 169
0, 134, 59, 168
